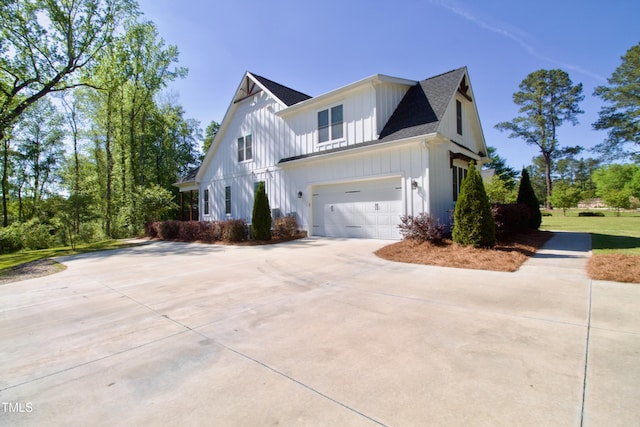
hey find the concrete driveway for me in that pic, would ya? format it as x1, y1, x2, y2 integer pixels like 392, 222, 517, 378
1, 232, 638, 426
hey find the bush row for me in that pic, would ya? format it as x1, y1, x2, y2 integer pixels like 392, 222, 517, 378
146, 216, 301, 243
146, 219, 249, 243
0, 218, 56, 254
399, 203, 538, 243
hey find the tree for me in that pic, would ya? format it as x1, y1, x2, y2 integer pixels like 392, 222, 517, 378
202, 120, 220, 157
549, 182, 582, 216
452, 161, 495, 248
0, 0, 137, 144
251, 182, 271, 241
483, 146, 518, 189
593, 43, 640, 161
517, 168, 542, 229
484, 175, 517, 204
496, 69, 584, 208
592, 164, 638, 215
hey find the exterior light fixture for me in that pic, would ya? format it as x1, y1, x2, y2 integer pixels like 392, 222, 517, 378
297, 191, 303, 199
411, 180, 418, 190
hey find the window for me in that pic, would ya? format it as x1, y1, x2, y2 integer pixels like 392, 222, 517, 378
203, 189, 209, 215
225, 186, 231, 215
318, 105, 343, 143
456, 99, 463, 135
452, 165, 468, 201
237, 134, 252, 162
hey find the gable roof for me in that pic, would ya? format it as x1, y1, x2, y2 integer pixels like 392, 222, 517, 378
378, 67, 466, 142
248, 73, 312, 106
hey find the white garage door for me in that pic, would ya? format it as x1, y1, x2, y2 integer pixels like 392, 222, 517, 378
312, 177, 403, 239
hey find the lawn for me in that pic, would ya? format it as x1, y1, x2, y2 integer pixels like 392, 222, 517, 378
0, 240, 144, 272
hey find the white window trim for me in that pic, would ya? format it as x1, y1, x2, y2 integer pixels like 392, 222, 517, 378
237, 134, 253, 163
317, 104, 345, 144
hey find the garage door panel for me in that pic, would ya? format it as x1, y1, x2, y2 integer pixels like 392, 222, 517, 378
313, 177, 403, 239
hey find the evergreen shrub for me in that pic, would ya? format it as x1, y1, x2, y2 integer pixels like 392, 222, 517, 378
251, 182, 272, 240
452, 161, 496, 248
517, 169, 542, 229
578, 211, 605, 217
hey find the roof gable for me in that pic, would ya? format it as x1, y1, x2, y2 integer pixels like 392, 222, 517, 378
379, 67, 466, 142
248, 73, 311, 106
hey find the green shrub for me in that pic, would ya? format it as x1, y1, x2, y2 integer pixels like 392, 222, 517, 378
273, 216, 299, 239
453, 161, 496, 248
23, 218, 55, 250
517, 169, 542, 229
251, 182, 272, 240
398, 213, 445, 243
0, 224, 24, 254
578, 211, 605, 217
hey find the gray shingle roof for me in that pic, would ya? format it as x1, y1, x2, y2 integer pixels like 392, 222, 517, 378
279, 67, 467, 164
176, 166, 199, 184
379, 67, 466, 142
250, 73, 312, 106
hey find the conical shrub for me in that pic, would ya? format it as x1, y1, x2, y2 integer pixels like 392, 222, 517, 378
452, 161, 496, 248
251, 182, 271, 240
517, 168, 542, 229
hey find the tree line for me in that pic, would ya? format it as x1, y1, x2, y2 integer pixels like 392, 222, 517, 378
488, 42, 640, 213
1, 0, 204, 251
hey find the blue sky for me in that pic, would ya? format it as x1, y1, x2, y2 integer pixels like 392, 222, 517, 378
137, 0, 638, 170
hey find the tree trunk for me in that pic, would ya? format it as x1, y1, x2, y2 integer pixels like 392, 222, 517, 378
106, 91, 113, 237
1, 134, 9, 227
544, 154, 553, 210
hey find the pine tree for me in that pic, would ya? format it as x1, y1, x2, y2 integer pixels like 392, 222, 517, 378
251, 182, 271, 240
453, 161, 496, 248
517, 168, 542, 229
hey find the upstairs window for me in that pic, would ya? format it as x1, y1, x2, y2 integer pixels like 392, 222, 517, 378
318, 105, 343, 143
456, 99, 463, 135
237, 134, 252, 162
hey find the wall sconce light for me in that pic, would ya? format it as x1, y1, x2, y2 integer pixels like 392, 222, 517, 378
411, 180, 418, 190
297, 191, 303, 199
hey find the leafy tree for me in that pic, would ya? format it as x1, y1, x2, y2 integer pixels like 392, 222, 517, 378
496, 69, 584, 208
592, 164, 638, 215
251, 182, 271, 241
517, 168, 542, 229
483, 146, 518, 189
0, 0, 137, 145
202, 120, 220, 157
549, 182, 582, 216
593, 43, 640, 161
484, 175, 517, 204
136, 184, 177, 223
453, 161, 495, 248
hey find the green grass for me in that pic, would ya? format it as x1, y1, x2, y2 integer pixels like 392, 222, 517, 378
0, 240, 144, 272
541, 209, 640, 255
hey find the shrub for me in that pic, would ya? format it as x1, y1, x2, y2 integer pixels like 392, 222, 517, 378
0, 224, 24, 254
251, 182, 272, 240
273, 216, 299, 239
157, 220, 181, 240
491, 203, 531, 236
223, 219, 248, 242
398, 213, 445, 243
517, 169, 542, 229
145, 222, 159, 238
178, 221, 203, 241
23, 218, 55, 250
452, 161, 496, 248
578, 211, 605, 217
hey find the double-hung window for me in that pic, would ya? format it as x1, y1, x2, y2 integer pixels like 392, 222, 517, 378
237, 134, 252, 162
318, 105, 343, 143
452, 165, 467, 202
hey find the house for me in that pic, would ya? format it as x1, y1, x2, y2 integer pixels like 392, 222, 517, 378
175, 67, 488, 239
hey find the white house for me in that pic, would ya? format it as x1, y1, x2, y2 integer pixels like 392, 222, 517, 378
176, 67, 488, 239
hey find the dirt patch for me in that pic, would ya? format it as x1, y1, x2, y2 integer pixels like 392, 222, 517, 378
587, 254, 640, 284
375, 231, 553, 272
0, 259, 67, 285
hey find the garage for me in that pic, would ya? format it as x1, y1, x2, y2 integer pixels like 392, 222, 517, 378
312, 177, 403, 239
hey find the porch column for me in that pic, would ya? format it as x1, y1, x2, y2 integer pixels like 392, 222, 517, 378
180, 192, 184, 221
189, 190, 194, 221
